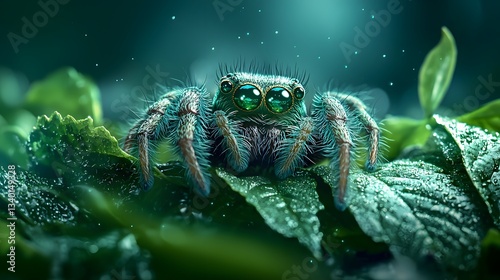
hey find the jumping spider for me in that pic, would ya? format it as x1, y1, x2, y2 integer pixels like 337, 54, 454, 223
124, 69, 381, 209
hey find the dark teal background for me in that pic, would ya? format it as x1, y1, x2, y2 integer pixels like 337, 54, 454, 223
1, 0, 499, 119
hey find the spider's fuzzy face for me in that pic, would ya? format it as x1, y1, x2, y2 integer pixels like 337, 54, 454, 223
213, 72, 307, 121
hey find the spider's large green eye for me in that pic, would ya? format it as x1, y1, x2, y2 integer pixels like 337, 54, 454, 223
265, 87, 293, 113
233, 84, 262, 111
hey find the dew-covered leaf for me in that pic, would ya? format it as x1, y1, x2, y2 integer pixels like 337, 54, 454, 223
0, 169, 301, 280
419, 27, 457, 118
29, 111, 132, 161
70, 183, 301, 280
215, 168, 324, 259
27, 112, 141, 202
0, 167, 80, 226
313, 160, 488, 271
434, 115, 500, 227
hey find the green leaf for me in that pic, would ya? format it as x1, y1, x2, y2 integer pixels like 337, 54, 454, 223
73, 182, 303, 280
380, 117, 430, 160
215, 168, 325, 259
433, 115, 500, 227
1, 109, 36, 137
419, 26, 457, 119
29, 112, 132, 160
24, 68, 102, 124
457, 99, 500, 132
27, 112, 139, 199
0, 109, 35, 168
0, 167, 80, 227
343, 160, 487, 270
0, 162, 299, 279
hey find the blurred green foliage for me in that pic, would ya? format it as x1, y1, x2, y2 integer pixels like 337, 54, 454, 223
0, 67, 101, 169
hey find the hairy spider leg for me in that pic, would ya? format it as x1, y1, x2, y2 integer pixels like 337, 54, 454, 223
174, 88, 212, 196
123, 120, 143, 153
335, 93, 380, 172
126, 92, 177, 190
312, 92, 354, 210
275, 117, 314, 179
213, 110, 250, 172
124, 88, 212, 195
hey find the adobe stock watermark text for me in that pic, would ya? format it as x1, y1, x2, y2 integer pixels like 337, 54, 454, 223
6, 165, 17, 273
7, 0, 71, 54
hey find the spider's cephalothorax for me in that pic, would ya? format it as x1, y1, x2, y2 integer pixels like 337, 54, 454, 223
124, 71, 381, 209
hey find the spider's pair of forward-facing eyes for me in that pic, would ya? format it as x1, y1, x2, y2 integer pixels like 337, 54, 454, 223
219, 77, 305, 114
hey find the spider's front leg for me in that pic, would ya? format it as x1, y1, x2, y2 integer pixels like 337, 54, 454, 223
275, 117, 315, 179
124, 88, 212, 195
212, 110, 250, 172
